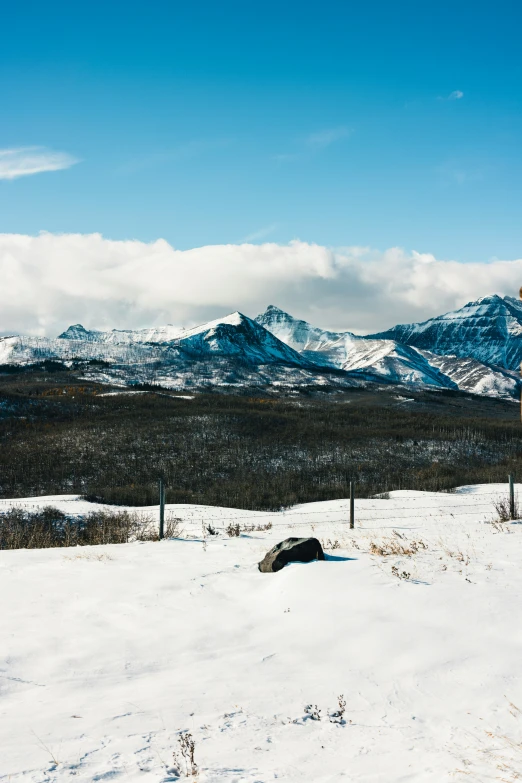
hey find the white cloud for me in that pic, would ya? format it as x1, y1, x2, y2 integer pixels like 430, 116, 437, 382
448, 90, 464, 100
305, 127, 351, 148
0, 232, 521, 337
0, 147, 79, 180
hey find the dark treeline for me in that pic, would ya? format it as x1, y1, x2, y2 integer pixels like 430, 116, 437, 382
1, 369, 522, 509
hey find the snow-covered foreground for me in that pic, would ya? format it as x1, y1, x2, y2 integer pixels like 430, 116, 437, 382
2, 486, 522, 782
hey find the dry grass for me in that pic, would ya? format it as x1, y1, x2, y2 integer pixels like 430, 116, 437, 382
369, 531, 428, 557
63, 552, 114, 562
456, 700, 522, 781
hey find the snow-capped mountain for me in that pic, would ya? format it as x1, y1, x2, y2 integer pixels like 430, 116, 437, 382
256, 306, 455, 388
370, 294, 522, 370
59, 312, 309, 367
1, 298, 520, 399
58, 323, 186, 344
255, 303, 520, 399
2, 313, 358, 393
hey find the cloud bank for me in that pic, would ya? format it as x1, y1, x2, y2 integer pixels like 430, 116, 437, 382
0, 148, 79, 180
1, 232, 521, 337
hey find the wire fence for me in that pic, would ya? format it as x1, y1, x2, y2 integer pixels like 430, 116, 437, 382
0, 482, 516, 529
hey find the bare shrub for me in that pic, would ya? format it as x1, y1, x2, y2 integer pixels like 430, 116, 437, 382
391, 565, 411, 580
0, 506, 171, 550
241, 521, 273, 532
226, 522, 241, 537
493, 496, 519, 522
323, 538, 341, 550
330, 694, 346, 724
165, 515, 183, 538
304, 704, 321, 721
173, 731, 197, 777
489, 518, 509, 533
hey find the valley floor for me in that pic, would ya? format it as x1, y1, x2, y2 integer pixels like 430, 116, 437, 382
1, 486, 522, 782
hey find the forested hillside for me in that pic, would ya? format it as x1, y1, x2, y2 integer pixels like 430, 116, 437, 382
1, 366, 521, 509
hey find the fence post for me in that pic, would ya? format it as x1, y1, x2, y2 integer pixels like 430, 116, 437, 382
349, 481, 355, 529
159, 478, 165, 539
509, 474, 515, 520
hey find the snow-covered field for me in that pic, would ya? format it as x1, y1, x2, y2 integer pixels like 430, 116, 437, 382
2, 486, 522, 782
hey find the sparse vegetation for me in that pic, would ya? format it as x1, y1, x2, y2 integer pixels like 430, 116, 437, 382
323, 538, 341, 550
369, 533, 428, 557
330, 695, 347, 724
173, 731, 197, 778
493, 495, 520, 522
0, 369, 521, 511
391, 565, 411, 580
304, 704, 322, 721
0, 506, 159, 550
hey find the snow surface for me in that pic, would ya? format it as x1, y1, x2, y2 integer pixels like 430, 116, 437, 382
2, 485, 522, 781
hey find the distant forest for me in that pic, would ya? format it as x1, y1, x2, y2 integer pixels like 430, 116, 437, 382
1, 366, 521, 510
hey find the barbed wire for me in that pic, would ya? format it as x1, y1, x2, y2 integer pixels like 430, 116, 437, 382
0, 492, 509, 526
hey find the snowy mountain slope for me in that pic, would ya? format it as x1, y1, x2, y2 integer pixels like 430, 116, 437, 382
370, 294, 522, 370
59, 322, 186, 344
2, 486, 522, 782
0, 336, 18, 364
255, 304, 356, 361
418, 349, 520, 398
256, 304, 520, 399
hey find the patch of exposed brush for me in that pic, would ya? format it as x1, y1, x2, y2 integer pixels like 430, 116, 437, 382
369, 530, 428, 557
0, 506, 181, 550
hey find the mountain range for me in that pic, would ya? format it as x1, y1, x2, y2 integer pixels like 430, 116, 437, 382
0, 294, 520, 399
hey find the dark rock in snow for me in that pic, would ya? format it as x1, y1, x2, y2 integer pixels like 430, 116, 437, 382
258, 537, 325, 573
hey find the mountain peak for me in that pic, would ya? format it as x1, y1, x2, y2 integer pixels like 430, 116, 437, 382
58, 323, 92, 339
256, 305, 295, 324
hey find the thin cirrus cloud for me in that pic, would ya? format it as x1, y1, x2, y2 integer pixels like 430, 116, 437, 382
1, 232, 521, 338
238, 223, 279, 242
448, 90, 464, 100
0, 147, 79, 180
273, 126, 351, 164
116, 138, 232, 175
305, 126, 351, 148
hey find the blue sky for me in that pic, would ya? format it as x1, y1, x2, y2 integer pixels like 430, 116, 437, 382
1, 0, 521, 262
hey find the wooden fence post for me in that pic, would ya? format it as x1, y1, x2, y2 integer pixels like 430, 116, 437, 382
159, 478, 165, 539
509, 474, 515, 520
350, 481, 355, 529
